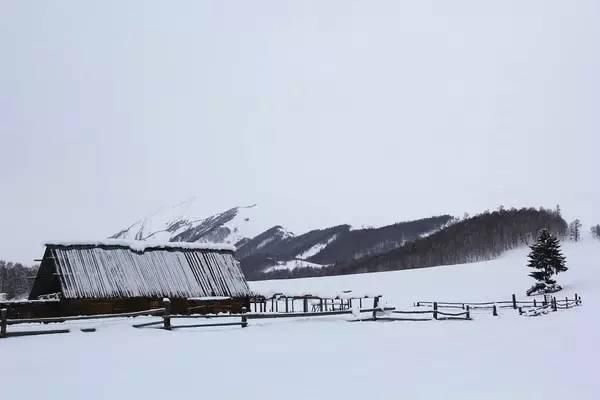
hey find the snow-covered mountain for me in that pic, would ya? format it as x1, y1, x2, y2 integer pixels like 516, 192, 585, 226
110, 200, 262, 247
111, 200, 455, 280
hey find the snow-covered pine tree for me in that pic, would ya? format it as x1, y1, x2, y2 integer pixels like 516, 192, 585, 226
568, 219, 582, 241
526, 229, 567, 296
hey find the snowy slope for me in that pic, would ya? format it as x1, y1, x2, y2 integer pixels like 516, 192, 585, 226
111, 200, 261, 246
262, 259, 330, 273
295, 233, 339, 260
3, 240, 598, 400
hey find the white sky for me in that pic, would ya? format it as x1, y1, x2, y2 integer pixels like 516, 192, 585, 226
1, 1, 599, 263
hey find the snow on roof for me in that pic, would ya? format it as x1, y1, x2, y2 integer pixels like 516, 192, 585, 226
44, 239, 235, 253
32, 243, 249, 300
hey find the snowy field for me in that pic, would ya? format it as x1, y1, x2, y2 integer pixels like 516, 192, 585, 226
2, 240, 598, 400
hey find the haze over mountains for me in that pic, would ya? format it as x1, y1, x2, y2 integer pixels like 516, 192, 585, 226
111, 200, 568, 281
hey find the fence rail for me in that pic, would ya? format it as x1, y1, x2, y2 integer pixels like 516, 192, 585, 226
0, 306, 166, 339
248, 294, 381, 314
388, 305, 471, 321
414, 293, 582, 317
2, 291, 582, 339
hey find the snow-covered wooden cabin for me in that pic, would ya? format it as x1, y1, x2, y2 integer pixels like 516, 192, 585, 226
28, 240, 251, 316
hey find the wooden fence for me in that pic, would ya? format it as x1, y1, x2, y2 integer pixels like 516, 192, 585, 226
414, 293, 582, 317
385, 307, 471, 321
248, 294, 379, 314
0, 306, 165, 339
6, 291, 571, 339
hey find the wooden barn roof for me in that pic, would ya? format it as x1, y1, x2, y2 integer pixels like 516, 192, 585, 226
30, 241, 251, 300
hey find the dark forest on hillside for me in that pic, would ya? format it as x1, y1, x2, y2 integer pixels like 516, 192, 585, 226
239, 215, 453, 280
309, 215, 454, 265
260, 207, 568, 280
0, 261, 38, 300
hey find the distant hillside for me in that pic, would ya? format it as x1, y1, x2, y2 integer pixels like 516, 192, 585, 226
309, 216, 455, 265
240, 216, 454, 280
260, 207, 567, 279
0, 261, 38, 300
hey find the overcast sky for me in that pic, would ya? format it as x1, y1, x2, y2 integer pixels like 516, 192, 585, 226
1, 1, 599, 263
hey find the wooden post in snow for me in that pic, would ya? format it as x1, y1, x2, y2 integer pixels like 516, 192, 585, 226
533, 299, 537, 307
565, 297, 569, 309
465, 305, 470, 320
320, 298, 324, 312
518, 307, 523, 315
241, 307, 248, 328
433, 302, 438, 320
162, 298, 171, 330
303, 297, 308, 313
492, 304, 498, 316
512, 294, 517, 310
372, 296, 380, 321
285, 297, 289, 313
0, 308, 7, 338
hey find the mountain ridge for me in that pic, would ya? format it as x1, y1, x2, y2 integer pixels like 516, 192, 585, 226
110, 201, 454, 279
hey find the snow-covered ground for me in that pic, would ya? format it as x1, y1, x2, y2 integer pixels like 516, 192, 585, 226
2, 240, 598, 399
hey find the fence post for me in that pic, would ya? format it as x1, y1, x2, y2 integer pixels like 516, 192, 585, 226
241, 307, 248, 328
565, 297, 569, 309
303, 297, 308, 313
163, 298, 172, 330
465, 305, 470, 320
552, 297, 557, 312
0, 308, 7, 338
512, 294, 517, 310
533, 299, 537, 307
372, 296, 380, 321
518, 307, 523, 315
320, 298, 324, 312
492, 304, 498, 316
285, 297, 289, 313
433, 302, 438, 320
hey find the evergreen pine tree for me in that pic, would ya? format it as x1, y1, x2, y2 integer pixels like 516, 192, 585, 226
527, 229, 567, 295
591, 224, 600, 240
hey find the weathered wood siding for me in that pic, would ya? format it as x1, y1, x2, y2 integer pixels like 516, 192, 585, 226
40, 245, 250, 299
